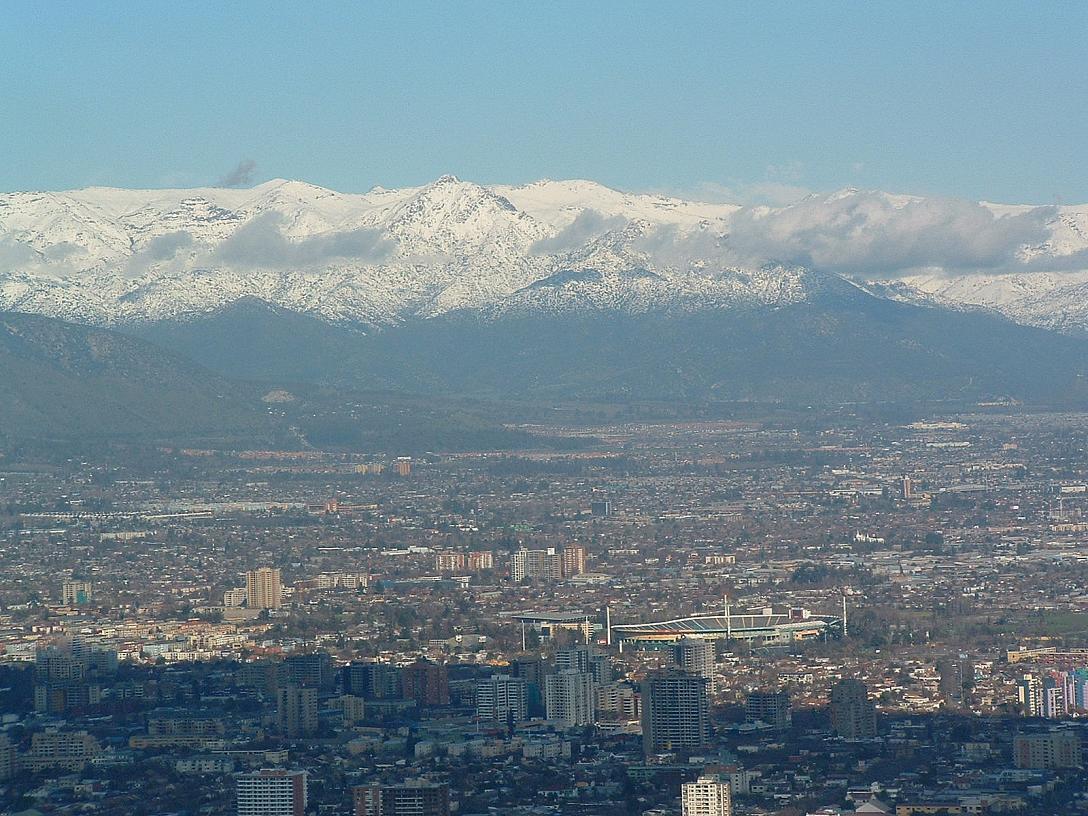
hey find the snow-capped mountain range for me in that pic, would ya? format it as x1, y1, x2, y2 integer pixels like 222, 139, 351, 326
1, 175, 1087, 333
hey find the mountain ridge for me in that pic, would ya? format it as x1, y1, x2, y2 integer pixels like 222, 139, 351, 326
4, 176, 1086, 333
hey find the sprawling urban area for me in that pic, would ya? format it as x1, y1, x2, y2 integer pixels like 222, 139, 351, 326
2, 407, 1088, 816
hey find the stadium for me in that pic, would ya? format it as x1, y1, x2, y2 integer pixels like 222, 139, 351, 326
611, 607, 840, 647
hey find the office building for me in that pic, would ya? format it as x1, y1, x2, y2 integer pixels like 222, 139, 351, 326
475, 674, 528, 725
641, 668, 711, 754
745, 690, 791, 730
62, 578, 92, 606
544, 669, 596, 729
830, 679, 877, 739
276, 684, 317, 737
236, 769, 307, 816
353, 780, 450, 816
246, 567, 283, 610
682, 773, 732, 816
676, 637, 716, 693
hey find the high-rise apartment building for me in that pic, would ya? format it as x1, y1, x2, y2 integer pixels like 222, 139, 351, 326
1018, 674, 1043, 717
900, 475, 914, 499
830, 679, 877, 739
675, 637, 716, 693
282, 652, 335, 691
435, 551, 466, 572
745, 690, 791, 730
0, 735, 15, 782
681, 774, 732, 816
246, 567, 283, 610
467, 551, 494, 571
22, 730, 101, 773
343, 662, 402, 700
561, 544, 588, 577
402, 657, 450, 706
510, 548, 562, 582
276, 684, 318, 737
596, 681, 641, 721
1013, 732, 1081, 769
475, 674, 528, 725
236, 769, 307, 816
641, 669, 711, 754
394, 457, 412, 477
353, 780, 450, 816
544, 669, 596, 729
937, 654, 973, 704
62, 578, 92, 606
555, 645, 613, 684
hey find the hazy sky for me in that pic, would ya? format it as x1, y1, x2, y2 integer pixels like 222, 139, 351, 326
5, 2, 1086, 203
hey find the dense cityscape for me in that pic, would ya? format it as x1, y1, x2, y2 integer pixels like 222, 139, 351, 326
2, 407, 1087, 815
4, 7, 1088, 816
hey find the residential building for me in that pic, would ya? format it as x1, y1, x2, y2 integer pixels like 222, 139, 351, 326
22, 730, 101, 773
682, 773, 732, 816
831, 679, 877, 739
246, 567, 283, 610
745, 690, 791, 730
403, 657, 450, 706
353, 780, 450, 816
641, 668, 712, 754
544, 669, 596, 729
276, 684, 317, 737
1013, 732, 1081, 769
676, 637, 716, 693
0, 735, 16, 781
510, 547, 562, 582
236, 769, 307, 816
476, 674, 528, 725
561, 544, 588, 577
467, 550, 494, 571
62, 578, 92, 606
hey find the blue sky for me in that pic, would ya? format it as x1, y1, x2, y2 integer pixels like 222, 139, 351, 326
4, 2, 1086, 203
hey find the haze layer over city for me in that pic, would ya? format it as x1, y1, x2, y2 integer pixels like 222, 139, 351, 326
2, 4, 1088, 816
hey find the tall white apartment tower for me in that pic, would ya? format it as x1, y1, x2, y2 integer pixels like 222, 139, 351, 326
681, 774, 732, 816
236, 769, 307, 816
544, 669, 596, 729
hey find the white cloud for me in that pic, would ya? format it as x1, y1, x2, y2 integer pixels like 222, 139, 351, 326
726, 191, 1055, 276
530, 209, 629, 255
213, 212, 394, 268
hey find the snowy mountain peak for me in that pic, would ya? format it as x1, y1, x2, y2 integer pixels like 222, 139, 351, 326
1, 176, 1087, 332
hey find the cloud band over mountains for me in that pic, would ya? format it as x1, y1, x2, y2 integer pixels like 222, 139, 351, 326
724, 192, 1055, 276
